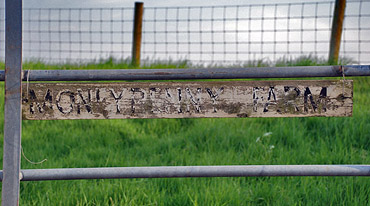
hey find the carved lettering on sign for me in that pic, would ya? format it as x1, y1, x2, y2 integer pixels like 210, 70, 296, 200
206, 87, 224, 112
76, 89, 92, 114
25, 89, 53, 114
56, 90, 74, 114
109, 88, 125, 114
21, 80, 353, 120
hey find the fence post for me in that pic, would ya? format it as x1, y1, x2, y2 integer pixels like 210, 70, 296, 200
2, 0, 23, 205
131, 2, 144, 67
328, 0, 346, 65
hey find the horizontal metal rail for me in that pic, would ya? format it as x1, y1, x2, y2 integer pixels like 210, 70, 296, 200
0, 65, 369, 81
0, 165, 369, 181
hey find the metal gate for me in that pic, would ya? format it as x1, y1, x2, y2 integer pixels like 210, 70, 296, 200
1, 0, 370, 205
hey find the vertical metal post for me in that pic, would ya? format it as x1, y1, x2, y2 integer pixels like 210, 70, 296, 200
328, 0, 346, 65
131, 2, 144, 67
2, 0, 23, 205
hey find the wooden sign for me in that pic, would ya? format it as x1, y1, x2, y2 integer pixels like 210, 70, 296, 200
21, 80, 352, 120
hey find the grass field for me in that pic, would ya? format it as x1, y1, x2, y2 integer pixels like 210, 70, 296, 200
0, 57, 369, 205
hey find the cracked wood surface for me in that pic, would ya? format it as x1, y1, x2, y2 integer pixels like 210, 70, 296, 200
21, 80, 353, 120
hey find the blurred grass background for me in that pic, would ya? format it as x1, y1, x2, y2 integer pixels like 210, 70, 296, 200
0, 56, 369, 205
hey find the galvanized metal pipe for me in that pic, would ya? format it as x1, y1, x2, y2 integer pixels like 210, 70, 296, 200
0, 65, 369, 81
1, 165, 369, 181
2, 0, 23, 204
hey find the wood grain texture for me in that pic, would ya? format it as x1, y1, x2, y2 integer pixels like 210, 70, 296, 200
21, 80, 353, 120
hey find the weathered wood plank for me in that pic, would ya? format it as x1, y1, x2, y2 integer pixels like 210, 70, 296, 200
21, 80, 352, 120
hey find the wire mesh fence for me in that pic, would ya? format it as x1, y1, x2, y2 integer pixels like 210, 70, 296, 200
0, 0, 369, 65
23, 8, 135, 63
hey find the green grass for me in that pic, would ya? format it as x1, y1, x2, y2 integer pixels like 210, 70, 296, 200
18, 58, 190, 70
0, 56, 369, 205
